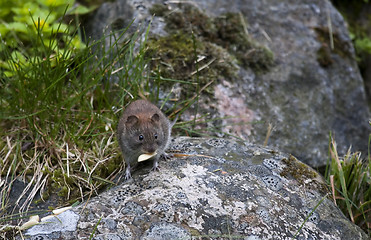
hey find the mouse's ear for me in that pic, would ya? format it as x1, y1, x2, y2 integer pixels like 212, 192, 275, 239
151, 113, 160, 122
126, 115, 139, 126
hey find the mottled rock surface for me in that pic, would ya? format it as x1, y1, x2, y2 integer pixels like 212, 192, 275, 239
84, 0, 370, 168
23, 137, 367, 239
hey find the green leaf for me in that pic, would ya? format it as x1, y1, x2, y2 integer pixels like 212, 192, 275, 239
69, 5, 97, 15
11, 3, 38, 16
37, 0, 75, 7
0, 6, 11, 18
50, 22, 69, 33
7, 22, 28, 33
10, 50, 27, 64
355, 38, 371, 54
69, 35, 86, 50
3, 71, 14, 77
0, 24, 10, 35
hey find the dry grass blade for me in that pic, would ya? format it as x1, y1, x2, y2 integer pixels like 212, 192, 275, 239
190, 57, 216, 76
88, 157, 114, 183
16, 162, 47, 213
330, 175, 336, 206
263, 123, 273, 147
330, 139, 354, 222
2, 137, 15, 170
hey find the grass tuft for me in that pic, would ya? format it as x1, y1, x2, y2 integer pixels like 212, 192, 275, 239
326, 135, 371, 236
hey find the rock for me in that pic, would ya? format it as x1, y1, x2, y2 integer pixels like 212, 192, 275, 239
22, 137, 368, 239
25, 210, 79, 236
83, 0, 370, 168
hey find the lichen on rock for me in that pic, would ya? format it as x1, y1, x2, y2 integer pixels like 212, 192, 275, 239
23, 137, 368, 239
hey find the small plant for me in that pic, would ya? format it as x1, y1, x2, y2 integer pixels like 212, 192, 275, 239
353, 35, 371, 59
0, 0, 91, 77
325, 135, 371, 236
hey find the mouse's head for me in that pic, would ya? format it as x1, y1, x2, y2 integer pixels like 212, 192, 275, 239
124, 113, 165, 154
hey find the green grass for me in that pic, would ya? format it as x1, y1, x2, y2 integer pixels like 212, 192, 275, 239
325, 135, 371, 236
1, 20, 134, 214
1, 14, 164, 217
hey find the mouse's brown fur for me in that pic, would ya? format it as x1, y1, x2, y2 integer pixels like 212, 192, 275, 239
117, 100, 175, 179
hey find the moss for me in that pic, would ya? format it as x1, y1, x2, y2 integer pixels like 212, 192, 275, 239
148, 3, 274, 78
147, 33, 197, 80
280, 155, 329, 195
165, 4, 216, 39
315, 27, 355, 67
317, 44, 334, 67
213, 13, 274, 72
58, 186, 69, 197
148, 3, 169, 17
146, 32, 238, 87
37, 148, 122, 202
280, 155, 317, 182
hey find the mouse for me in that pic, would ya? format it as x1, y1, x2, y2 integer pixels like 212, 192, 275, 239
117, 99, 176, 180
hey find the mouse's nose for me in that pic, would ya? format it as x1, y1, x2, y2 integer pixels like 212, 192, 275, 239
144, 146, 156, 154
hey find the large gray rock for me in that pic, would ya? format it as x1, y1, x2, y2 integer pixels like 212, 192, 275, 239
23, 137, 368, 239
84, 0, 370, 167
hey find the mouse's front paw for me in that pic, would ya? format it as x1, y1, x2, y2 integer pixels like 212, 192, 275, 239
151, 160, 160, 172
161, 152, 173, 160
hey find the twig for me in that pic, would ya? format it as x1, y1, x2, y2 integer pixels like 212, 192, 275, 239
326, 2, 334, 50
190, 58, 216, 76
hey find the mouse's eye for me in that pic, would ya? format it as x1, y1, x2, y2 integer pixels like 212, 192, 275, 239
154, 134, 158, 139
139, 135, 144, 141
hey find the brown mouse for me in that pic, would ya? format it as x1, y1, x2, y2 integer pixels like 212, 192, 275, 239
117, 99, 176, 180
